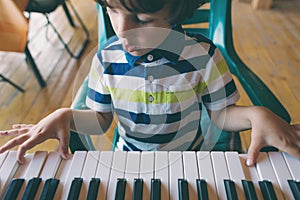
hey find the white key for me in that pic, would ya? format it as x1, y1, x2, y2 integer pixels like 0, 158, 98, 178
268, 152, 294, 200
10, 153, 33, 200
169, 151, 183, 200
35, 151, 62, 200
106, 150, 127, 200
154, 151, 169, 200
211, 151, 230, 200
13, 154, 33, 179
282, 152, 300, 180
23, 151, 48, 178
124, 151, 140, 200
140, 151, 154, 200
54, 154, 73, 199
197, 151, 218, 200
239, 154, 263, 200
0, 151, 9, 168
0, 152, 29, 199
182, 151, 198, 200
16, 151, 48, 200
256, 152, 284, 199
225, 152, 246, 200
60, 151, 87, 200
79, 151, 100, 200
95, 151, 113, 200
39, 151, 62, 179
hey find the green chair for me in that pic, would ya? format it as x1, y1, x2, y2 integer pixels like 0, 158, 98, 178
69, 0, 290, 153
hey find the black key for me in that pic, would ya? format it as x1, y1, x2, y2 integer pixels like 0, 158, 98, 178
3, 178, 25, 200
150, 178, 161, 200
259, 180, 277, 200
242, 180, 258, 200
132, 178, 143, 200
39, 178, 59, 200
86, 178, 100, 200
224, 179, 238, 200
67, 177, 83, 200
178, 179, 189, 200
22, 177, 42, 200
114, 178, 126, 200
288, 180, 300, 200
196, 179, 209, 200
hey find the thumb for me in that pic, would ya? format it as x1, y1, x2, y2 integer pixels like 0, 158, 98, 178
246, 139, 263, 166
58, 131, 70, 159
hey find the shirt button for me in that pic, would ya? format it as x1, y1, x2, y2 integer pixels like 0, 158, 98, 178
148, 75, 154, 82
147, 54, 154, 61
148, 95, 154, 102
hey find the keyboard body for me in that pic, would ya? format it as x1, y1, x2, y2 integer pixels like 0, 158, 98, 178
0, 150, 299, 200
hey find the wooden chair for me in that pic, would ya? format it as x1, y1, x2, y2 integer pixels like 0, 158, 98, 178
69, 0, 290, 153
0, 0, 46, 90
25, 0, 90, 59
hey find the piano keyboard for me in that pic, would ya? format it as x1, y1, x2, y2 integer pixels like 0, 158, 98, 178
0, 151, 299, 200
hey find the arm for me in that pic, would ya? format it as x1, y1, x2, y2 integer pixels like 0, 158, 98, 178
0, 108, 113, 163
209, 105, 300, 166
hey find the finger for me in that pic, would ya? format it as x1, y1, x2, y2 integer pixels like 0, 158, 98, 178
0, 134, 29, 154
58, 130, 70, 159
0, 127, 31, 136
16, 131, 52, 164
247, 139, 264, 166
0, 129, 20, 136
12, 124, 34, 129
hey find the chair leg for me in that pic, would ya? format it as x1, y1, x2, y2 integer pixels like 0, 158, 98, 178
45, 1, 90, 59
61, 1, 75, 27
24, 45, 46, 88
0, 74, 25, 92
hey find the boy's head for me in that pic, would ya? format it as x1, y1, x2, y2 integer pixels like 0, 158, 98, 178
96, 0, 205, 56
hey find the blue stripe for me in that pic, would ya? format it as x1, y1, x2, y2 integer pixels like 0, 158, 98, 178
102, 54, 210, 78
87, 88, 111, 104
115, 102, 201, 125
202, 80, 237, 103
123, 120, 201, 144
103, 63, 142, 76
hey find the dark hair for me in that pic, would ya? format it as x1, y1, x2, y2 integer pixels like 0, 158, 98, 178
95, 0, 205, 24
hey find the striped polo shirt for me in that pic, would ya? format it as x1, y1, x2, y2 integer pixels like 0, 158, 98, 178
86, 25, 240, 151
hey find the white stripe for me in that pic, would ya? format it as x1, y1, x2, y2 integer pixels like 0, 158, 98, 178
101, 49, 127, 63
201, 70, 234, 96
179, 42, 211, 61
86, 97, 112, 112
204, 91, 240, 111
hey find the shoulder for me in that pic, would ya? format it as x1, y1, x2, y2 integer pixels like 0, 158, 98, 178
96, 36, 127, 64
186, 32, 215, 46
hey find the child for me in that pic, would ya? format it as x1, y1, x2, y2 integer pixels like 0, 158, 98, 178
0, 0, 299, 166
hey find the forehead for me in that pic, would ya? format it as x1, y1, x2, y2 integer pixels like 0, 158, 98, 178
106, 0, 169, 13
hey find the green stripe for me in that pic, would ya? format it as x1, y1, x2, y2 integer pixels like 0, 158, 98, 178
196, 59, 229, 94
110, 87, 198, 104
108, 59, 229, 104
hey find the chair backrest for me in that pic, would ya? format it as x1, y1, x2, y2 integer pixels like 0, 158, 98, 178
0, 0, 29, 52
184, 0, 291, 122
97, 0, 290, 122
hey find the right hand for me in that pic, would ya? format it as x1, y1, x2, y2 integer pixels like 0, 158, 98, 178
0, 108, 72, 164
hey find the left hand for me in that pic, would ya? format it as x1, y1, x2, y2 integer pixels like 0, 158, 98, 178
246, 107, 300, 166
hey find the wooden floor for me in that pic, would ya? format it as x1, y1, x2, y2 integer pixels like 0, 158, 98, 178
0, 0, 299, 153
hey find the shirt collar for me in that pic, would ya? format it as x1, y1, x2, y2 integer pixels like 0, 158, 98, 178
125, 24, 185, 67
